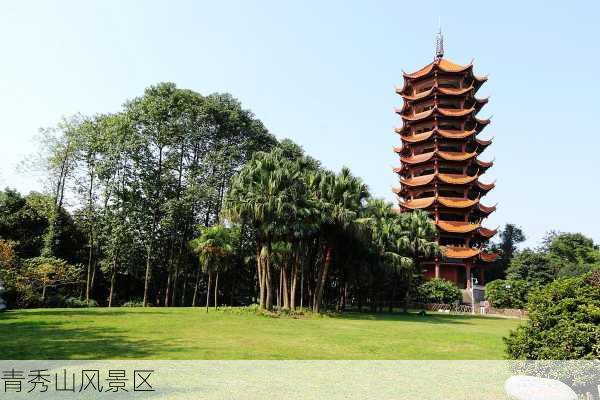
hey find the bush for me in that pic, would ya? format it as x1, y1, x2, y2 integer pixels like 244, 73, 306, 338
122, 299, 148, 307
417, 278, 462, 304
485, 279, 532, 309
504, 271, 600, 393
64, 297, 98, 308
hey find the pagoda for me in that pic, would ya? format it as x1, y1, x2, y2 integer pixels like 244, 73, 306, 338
393, 31, 498, 289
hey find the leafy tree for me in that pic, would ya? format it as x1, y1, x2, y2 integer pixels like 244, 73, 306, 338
505, 272, 600, 394
418, 278, 462, 304
506, 249, 554, 285
485, 279, 532, 309
189, 225, 236, 311
20, 257, 81, 301
485, 223, 525, 281
505, 272, 599, 359
397, 210, 439, 311
310, 167, 369, 313
545, 233, 600, 278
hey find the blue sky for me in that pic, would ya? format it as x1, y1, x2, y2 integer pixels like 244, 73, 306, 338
1, 1, 598, 248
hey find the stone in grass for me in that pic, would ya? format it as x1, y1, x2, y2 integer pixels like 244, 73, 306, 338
505, 375, 577, 400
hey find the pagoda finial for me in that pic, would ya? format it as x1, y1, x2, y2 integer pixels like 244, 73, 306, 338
435, 19, 444, 60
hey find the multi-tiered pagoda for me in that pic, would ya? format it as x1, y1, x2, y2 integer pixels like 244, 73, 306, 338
393, 33, 497, 289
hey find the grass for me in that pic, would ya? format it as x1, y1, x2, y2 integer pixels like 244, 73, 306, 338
0, 307, 521, 359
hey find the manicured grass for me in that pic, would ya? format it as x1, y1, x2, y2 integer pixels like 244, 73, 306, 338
0, 308, 521, 359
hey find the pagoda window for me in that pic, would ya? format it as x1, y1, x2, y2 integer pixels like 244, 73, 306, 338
438, 189, 464, 197
438, 81, 459, 89
438, 165, 463, 174
439, 100, 460, 109
416, 190, 435, 199
438, 143, 461, 152
417, 146, 434, 154
414, 168, 434, 177
415, 125, 433, 134
438, 123, 461, 130
439, 237, 466, 246
439, 213, 466, 222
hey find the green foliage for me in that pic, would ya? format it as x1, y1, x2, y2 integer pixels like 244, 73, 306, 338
485, 279, 532, 309
122, 299, 148, 307
505, 271, 600, 360
506, 249, 554, 285
485, 224, 525, 282
417, 278, 462, 304
189, 225, 237, 274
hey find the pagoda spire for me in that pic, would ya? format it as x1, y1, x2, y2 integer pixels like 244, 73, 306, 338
435, 21, 444, 59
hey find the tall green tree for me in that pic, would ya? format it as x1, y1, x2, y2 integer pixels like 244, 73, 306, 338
189, 225, 236, 311
397, 210, 439, 312
310, 167, 369, 313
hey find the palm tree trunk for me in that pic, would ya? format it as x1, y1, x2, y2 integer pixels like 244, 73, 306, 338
290, 257, 298, 310
192, 268, 200, 307
205, 272, 212, 312
214, 272, 219, 310
282, 265, 289, 310
277, 268, 282, 309
265, 244, 273, 309
314, 245, 333, 313
389, 275, 396, 313
300, 263, 304, 309
258, 243, 266, 309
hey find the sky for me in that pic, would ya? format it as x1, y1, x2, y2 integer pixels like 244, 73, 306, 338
1, 1, 598, 248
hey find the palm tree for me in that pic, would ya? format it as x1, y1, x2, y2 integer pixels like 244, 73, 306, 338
224, 149, 300, 310
311, 167, 369, 313
189, 224, 235, 312
363, 198, 413, 312
396, 210, 439, 312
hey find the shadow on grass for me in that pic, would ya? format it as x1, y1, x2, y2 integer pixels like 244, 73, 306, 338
1, 308, 172, 319
0, 312, 180, 359
333, 311, 504, 324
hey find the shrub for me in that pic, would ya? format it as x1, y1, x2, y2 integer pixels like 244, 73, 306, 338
485, 279, 531, 309
122, 299, 148, 307
504, 272, 600, 394
417, 278, 462, 304
64, 297, 98, 308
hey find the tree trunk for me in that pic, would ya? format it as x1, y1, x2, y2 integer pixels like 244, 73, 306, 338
299, 261, 304, 309
164, 272, 172, 307
108, 269, 116, 308
192, 268, 200, 307
290, 255, 298, 310
85, 236, 93, 304
181, 274, 187, 306
205, 272, 212, 312
142, 242, 153, 307
214, 272, 219, 310
389, 275, 396, 313
265, 243, 273, 309
258, 243, 266, 309
313, 245, 333, 313
283, 264, 290, 310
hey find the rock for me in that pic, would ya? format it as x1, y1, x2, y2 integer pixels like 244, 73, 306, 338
505, 375, 577, 400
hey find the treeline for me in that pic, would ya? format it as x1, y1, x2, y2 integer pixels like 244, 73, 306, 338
484, 227, 600, 309
0, 82, 443, 311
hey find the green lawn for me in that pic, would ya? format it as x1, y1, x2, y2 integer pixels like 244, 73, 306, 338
0, 308, 521, 359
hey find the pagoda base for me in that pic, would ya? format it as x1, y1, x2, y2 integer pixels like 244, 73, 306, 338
422, 262, 485, 289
